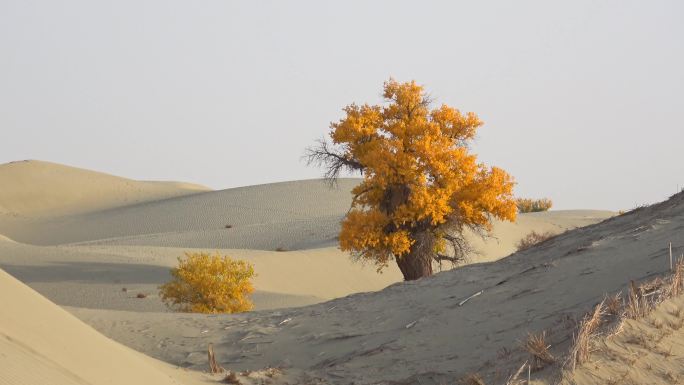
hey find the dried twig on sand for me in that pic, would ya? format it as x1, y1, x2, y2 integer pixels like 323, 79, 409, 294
208, 343, 225, 374
566, 300, 605, 370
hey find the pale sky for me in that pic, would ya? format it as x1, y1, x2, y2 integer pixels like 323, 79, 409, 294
1, 1, 682, 211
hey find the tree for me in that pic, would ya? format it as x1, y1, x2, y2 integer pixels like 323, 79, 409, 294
159, 252, 255, 313
306, 79, 517, 280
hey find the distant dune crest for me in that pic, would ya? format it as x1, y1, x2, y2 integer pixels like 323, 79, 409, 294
0, 160, 210, 217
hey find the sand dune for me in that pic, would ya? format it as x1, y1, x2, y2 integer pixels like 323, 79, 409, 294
0, 210, 613, 312
0, 241, 401, 311
0, 162, 614, 313
565, 294, 684, 385
7, 160, 664, 385
66, 192, 684, 384
0, 268, 212, 385
0, 160, 209, 217
0, 177, 358, 247
0, 233, 15, 243
0, 166, 612, 253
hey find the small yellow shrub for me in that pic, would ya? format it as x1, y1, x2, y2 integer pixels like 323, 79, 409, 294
516, 230, 556, 252
516, 198, 553, 213
159, 252, 255, 313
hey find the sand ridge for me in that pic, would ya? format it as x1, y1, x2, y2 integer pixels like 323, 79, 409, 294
0, 160, 209, 217
67, 192, 684, 384
6, 160, 663, 385
0, 268, 213, 385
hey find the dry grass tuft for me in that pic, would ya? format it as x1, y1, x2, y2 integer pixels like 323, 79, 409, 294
668, 306, 683, 318
559, 255, 684, 382
461, 373, 487, 385
627, 280, 651, 319
275, 247, 287, 252
136, 292, 147, 298
222, 371, 241, 385
605, 292, 623, 317
663, 370, 678, 383
524, 331, 555, 370
567, 300, 605, 370
668, 256, 684, 297
208, 343, 225, 374
516, 230, 556, 252
651, 317, 664, 330
263, 367, 282, 378
504, 361, 528, 385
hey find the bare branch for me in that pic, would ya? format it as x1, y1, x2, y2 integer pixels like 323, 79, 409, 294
435, 253, 466, 264
304, 138, 364, 185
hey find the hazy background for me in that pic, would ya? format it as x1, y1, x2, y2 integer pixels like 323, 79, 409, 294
1, 0, 682, 210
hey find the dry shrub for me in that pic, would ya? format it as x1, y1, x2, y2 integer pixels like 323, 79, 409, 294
516, 198, 553, 213
623, 257, 684, 320
275, 247, 287, 252
567, 300, 605, 370
605, 292, 623, 317
626, 279, 663, 319
136, 293, 147, 298
516, 230, 556, 252
524, 331, 555, 370
159, 252, 255, 313
562, 256, 684, 379
668, 256, 684, 297
626, 281, 644, 319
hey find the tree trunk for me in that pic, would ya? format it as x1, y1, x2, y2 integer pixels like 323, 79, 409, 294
395, 241, 433, 281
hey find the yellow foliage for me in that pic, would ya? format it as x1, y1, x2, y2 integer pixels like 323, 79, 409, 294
516, 198, 553, 213
158, 252, 255, 314
323, 79, 518, 276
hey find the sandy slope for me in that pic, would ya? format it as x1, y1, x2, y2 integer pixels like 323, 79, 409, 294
565, 294, 684, 385
3, 160, 643, 385
0, 162, 612, 312
0, 210, 613, 312
0, 160, 209, 217
64, 192, 684, 384
0, 240, 401, 311
0, 177, 359, 248
0, 268, 212, 385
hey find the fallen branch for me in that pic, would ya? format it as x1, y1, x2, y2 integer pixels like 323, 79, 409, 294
458, 290, 484, 307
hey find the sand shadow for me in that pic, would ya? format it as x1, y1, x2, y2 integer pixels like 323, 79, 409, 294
0, 261, 172, 285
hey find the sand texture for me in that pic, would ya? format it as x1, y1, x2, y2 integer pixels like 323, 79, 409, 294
0, 268, 217, 385
10, 160, 682, 384
0, 160, 208, 217
64, 191, 684, 384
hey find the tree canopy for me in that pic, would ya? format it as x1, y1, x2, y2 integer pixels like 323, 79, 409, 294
307, 79, 517, 280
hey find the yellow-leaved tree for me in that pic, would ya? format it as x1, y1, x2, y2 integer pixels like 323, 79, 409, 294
306, 79, 517, 280
159, 252, 255, 313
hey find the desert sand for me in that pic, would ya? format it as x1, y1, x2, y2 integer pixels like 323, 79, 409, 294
0, 267, 216, 385
0, 160, 613, 312
0, 160, 208, 217
5, 160, 683, 384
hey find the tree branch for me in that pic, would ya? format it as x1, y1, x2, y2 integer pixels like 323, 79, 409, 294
304, 139, 364, 185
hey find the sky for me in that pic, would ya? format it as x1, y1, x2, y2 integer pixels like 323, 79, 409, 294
1, 1, 682, 211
